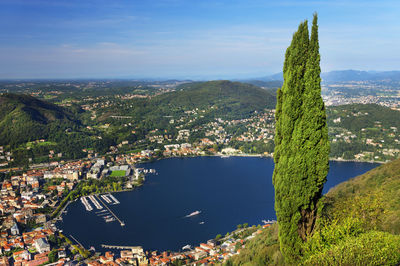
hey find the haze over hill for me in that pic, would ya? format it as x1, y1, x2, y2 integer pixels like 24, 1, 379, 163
251, 70, 400, 83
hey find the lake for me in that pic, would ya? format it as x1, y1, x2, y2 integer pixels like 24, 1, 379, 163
57, 156, 379, 252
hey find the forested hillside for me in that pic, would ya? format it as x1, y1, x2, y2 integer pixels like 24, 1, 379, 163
1, 84, 399, 167
0, 93, 79, 147
327, 103, 400, 132
94, 80, 276, 143
327, 104, 400, 161
96, 80, 276, 123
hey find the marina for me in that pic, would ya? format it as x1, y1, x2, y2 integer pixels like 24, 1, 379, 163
95, 195, 125, 226
79, 192, 122, 225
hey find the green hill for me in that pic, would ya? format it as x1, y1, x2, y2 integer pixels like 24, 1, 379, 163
327, 104, 400, 161
158, 80, 276, 117
226, 158, 400, 265
327, 103, 400, 132
0, 93, 80, 147
96, 80, 276, 135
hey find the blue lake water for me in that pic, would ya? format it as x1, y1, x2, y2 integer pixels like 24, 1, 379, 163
57, 156, 379, 252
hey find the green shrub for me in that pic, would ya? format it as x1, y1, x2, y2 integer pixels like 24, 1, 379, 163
303, 231, 400, 265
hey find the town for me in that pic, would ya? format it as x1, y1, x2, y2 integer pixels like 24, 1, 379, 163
1, 80, 399, 265
0, 147, 278, 265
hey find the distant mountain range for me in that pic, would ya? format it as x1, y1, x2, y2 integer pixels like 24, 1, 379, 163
250, 70, 400, 83
321, 70, 400, 82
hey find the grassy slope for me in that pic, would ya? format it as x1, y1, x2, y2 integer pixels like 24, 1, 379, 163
325, 157, 400, 234
226, 158, 400, 265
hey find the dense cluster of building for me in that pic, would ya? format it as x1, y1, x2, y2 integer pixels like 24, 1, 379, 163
322, 82, 400, 110
142, 109, 276, 156
0, 141, 278, 266
0, 166, 65, 265
85, 224, 274, 266
0, 155, 146, 265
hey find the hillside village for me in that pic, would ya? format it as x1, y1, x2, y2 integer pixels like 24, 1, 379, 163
2, 103, 399, 172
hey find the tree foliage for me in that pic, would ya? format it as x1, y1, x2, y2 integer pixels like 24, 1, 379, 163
273, 14, 329, 261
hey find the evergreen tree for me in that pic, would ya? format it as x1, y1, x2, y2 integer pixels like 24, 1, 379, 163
273, 14, 329, 262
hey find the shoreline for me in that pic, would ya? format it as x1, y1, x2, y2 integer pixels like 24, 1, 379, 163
54, 155, 382, 222
329, 157, 384, 164
57, 155, 382, 257
0, 150, 387, 173
140, 153, 385, 165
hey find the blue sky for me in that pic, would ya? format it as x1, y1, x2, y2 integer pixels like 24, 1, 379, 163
1, 0, 399, 79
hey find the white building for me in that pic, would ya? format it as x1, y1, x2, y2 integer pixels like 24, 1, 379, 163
34, 238, 50, 253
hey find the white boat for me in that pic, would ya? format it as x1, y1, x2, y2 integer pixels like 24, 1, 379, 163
105, 217, 116, 222
185, 210, 201, 217
199, 221, 205, 224
262, 219, 277, 224
182, 245, 192, 250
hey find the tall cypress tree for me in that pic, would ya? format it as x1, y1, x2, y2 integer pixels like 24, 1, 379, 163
273, 14, 329, 262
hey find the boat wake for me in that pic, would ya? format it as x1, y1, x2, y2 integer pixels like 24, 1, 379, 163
184, 210, 201, 218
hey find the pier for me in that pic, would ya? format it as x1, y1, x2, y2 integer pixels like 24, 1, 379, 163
88, 195, 102, 210
108, 193, 120, 204
101, 194, 112, 204
70, 234, 85, 249
101, 244, 143, 252
81, 196, 93, 211
95, 195, 125, 226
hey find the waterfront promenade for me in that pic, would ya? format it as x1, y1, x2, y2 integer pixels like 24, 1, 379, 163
101, 244, 143, 251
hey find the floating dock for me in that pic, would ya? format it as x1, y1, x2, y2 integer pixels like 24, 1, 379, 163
108, 193, 120, 204
88, 195, 103, 210
101, 194, 112, 204
81, 197, 93, 211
